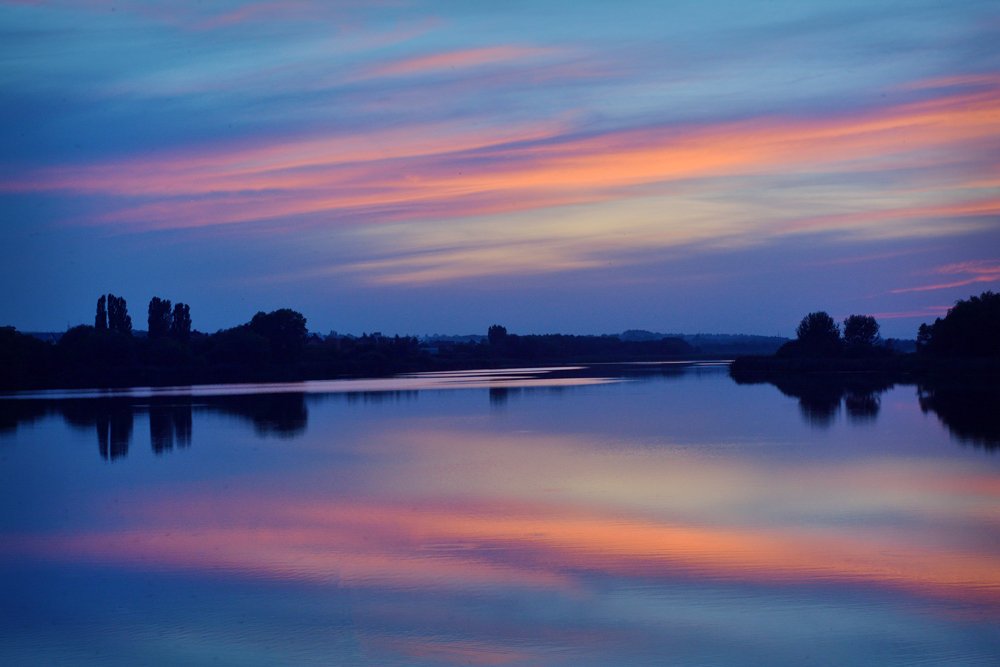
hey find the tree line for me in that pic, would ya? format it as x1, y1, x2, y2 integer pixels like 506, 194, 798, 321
775, 291, 999, 359
0, 293, 698, 391
1, 290, 997, 391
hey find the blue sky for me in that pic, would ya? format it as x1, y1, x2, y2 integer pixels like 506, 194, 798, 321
1, 0, 998, 336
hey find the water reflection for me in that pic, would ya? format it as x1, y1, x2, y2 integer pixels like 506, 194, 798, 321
730, 369, 1000, 447
2, 366, 999, 457
730, 372, 898, 427
918, 378, 1000, 451
148, 405, 192, 454
1, 364, 999, 666
213, 393, 308, 438
0, 394, 309, 460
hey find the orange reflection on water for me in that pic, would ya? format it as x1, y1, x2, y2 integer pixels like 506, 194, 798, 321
4, 411, 999, 618
8, 494, 999, 612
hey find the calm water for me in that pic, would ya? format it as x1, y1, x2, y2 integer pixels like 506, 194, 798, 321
1, 364, 998, 666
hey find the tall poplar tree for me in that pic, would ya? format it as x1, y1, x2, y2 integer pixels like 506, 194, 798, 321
148, 297, 172, 339
107, 294, 132, 334
170, 303, 191, 341
95, 295, 108, 330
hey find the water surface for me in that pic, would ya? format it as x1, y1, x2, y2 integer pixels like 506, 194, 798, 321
2, 364, 998, 666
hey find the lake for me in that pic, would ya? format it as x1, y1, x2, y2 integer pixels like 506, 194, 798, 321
1, 363, 998, 666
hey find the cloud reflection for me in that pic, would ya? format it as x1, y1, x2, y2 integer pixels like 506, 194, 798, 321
6, 421, 1000, 613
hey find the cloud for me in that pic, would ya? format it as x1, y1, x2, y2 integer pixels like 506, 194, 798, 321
869, 307, 951, 320
5, 77, 995, 285
890, 260, 1000, 294
8, 82, 999, 232
366, 45, 559, 78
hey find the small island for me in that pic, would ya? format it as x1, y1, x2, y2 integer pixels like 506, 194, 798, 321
730, 290, 1000, 376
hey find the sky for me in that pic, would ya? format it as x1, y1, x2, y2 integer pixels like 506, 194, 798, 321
1, 0, 998, 338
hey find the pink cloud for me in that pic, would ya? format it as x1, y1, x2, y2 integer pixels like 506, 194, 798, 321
891, 260, 1000, 294
368, 45, 559, 77
869, 307, 952, 320
5, 78, 999, 236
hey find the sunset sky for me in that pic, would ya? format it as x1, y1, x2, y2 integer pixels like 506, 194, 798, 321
1, 0, 998, 337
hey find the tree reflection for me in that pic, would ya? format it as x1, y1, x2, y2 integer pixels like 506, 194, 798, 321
843, 391, 880, 423
98, 407, 133, 460
490, 386, 513, 406
0, 393, 310, 460
918, 379, 1000, 450
149, 405, 193, 454
212, 394, 307, 438
730, 368, 1000, 448
730, 371, 897, 428
60, 399, 137, 461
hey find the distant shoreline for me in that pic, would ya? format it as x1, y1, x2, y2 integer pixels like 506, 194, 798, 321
0, 353, 735, 395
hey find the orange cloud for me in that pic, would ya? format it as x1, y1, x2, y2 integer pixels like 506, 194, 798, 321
368, 45, 557, 77
5, 77, 998, 243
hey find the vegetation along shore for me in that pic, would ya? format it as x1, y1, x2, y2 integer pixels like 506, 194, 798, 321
2, 291, 997, 392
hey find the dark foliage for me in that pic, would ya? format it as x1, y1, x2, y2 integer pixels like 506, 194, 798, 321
171, 303, 192, 341
843, 314, 881, 349
917, 291, 1000, 357
488, 324, 508, 345
95, 295, 107, 330
436, 332, 693, 365
777, 311, 843, 358
1, 305, 704, 391
0, 326, 54, 390
148, 297, 172, 340
106, 294, 132, 334
248, 309, 308, 362
206, 327, 271, 367
774, 311, 892, 359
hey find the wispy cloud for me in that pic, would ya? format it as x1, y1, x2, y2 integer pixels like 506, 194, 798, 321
367, 45, 559, 78
7, 82, 999, 236
1, 0, 998, 330
890, 260, 1000, 294
869, 307, 951, 320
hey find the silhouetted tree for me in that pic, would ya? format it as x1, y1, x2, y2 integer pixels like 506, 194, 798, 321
147, 297, 172, 340
170, 303, 191, 342
488, 324, 508, 345
95, 295, 108, 330
797, 311, 839, 343
796, 311, 841, 355
776, 311, 843, 358
843, 314, 881, 348
0, 326, 53, 390
207, 327, 270, 366
106, 294, 132, 334
917, 291, 1000, 357
248, 308, 307, 362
